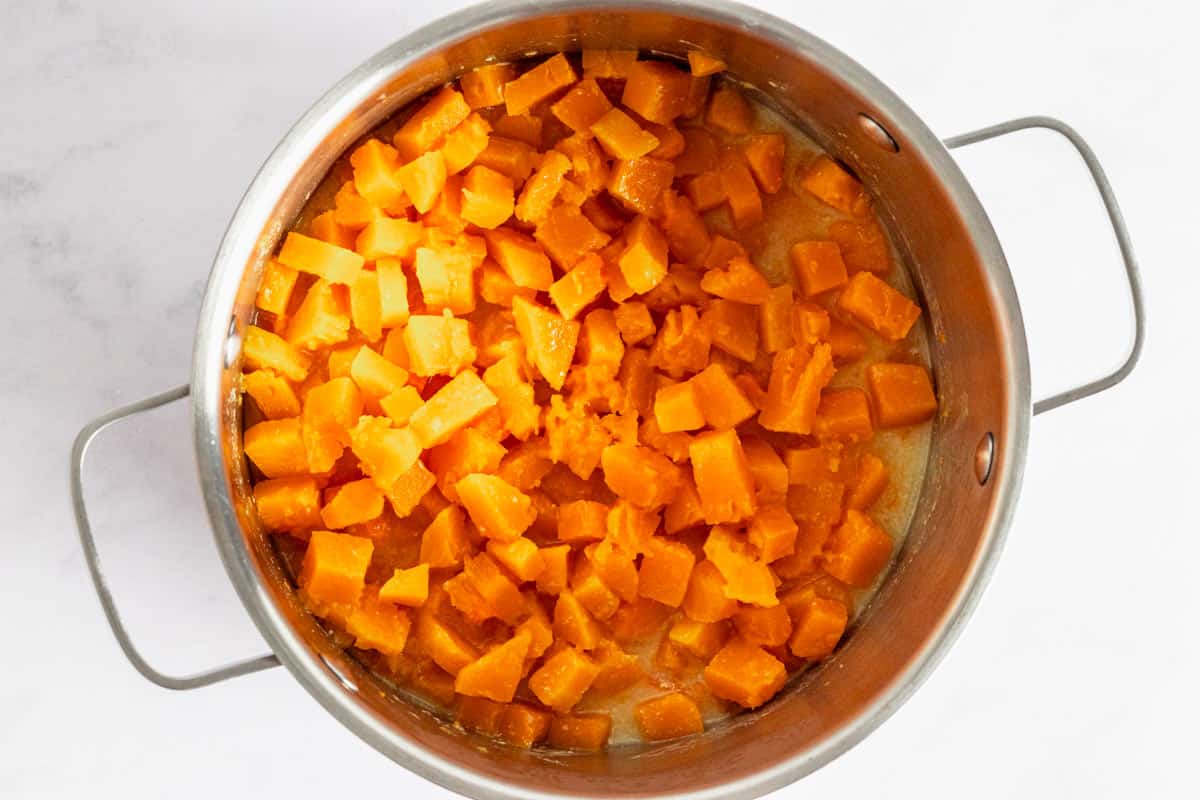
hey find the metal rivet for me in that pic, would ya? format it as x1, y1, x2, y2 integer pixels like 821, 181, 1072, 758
975, 432, 995, 485
858, 114, 899, 153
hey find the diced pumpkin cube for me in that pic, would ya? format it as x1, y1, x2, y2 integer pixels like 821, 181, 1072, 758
747, 504, 799, 563
703, 526, 778, 607
536, 544, 571, 595
610, 301, 653, 346
657, 190, 710, 265
704, 637, 787, 708
827, 319, 868, 364
482, 355, 541, 441
601, 444, 682, 510
419, 505, 470, 568
461, 63, 517, 109
350, 138, 405, 211
689, 429, 757, 524
345, 592, 412, 656
676, 127, 719, 177
512, 296, 580, 390
244, 418, 309, 478
653, 380, 705, 433
590, 108, 660, 160
455, 473, 536, 542
334, 180, 386, 229
814, 388, 874, 441
791, 240, 849, 297
556, 499, 608, 544
515, 150, 571, 224
551, 78, 614, 132
587, 539, 639, 603
243, 325, 310, 382
683, 170, 726, 212
707, 86, 754, 134
589, 639, 644, 693
487, 536, 545, 583
718, 149, 763, 229
788, 595, 848, 658
847, 452, 889, 510
395, 151, 447, 215
461, 165, 515, 229
255, 260, 299, 315
427, 426, 507, 500
393, 86, 471, 161
379, 385, 423, 426
700, 255, 772, 304
277, 231, 365, 285
867, 362, 937, 427
687, 50, 726, 77
375, 258, 410, 327
756, 284, 794, 354
534, 202, 611, 270
622, 60, 691, 124
689, 363, 756, 430
492, 113, 543, 147
800, 155, 869, 216
735, 373, 768, 411
784, 446, 835, 485
242, 370, 300, 419
734, 602, 793, 649
667, 618, 729, 659
417, 612, 479, 675
742, 133, 785, 194
759, 343, 835, 434
348, 416, 421, 486
553, 590, 604, 650
549, 252, 607, 321
253, 475, 322, 531
581, 49, 638, 79
703, 298, 758, 363
320, 478, 384, 529
484, 228, 554, 290
786, 481, 845, 527
298, 529, 373, 607
286, 280, 351, 351
355, 218, 424, 263
348, 270, 383, 342
454, 630, 532, 702
681, 559, 738, 622
379, 563, 430, 607
440, 112, 492, 175
607, 157, 675, 217
530, 647, 601, 713
829, 218, 891, 274
548, 713, 611, 751
349, 346, 409, 398
499, 703, 553, 748
403, 313, 476, 376
663, 474, 705, 533
301, 375, 362, 471
618, 215, 669, 294
635, 693, 703, 741
414, 245, 478, 315
504, 53, 577, 116
572, 558, 620, 620
461, 552, 526, 624
638, 537, 696, 607
823, 509, 893, 588
475, 135, 538, 183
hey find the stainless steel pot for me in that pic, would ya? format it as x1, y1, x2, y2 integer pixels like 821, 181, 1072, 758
70, 1, 1145, 797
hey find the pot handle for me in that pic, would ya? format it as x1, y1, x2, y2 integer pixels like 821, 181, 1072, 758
70, 384, 281, 690
944, 116, 1146, 415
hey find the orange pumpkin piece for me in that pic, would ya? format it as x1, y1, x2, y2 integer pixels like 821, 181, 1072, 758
587, 540, 639, 603
689, 429, 758, 524
789, 240, 848, 297
529, 647, 601, 713
553, 590, 604, 650
638, 537, 696, 607
414, 244, 479, 316
461, 63, 517, 109
601, 444, 683, 510
333, 180, 386, 229
548, 253, 607, 322
439, 112, 492, 175
510, 297, 578, 390
617, 215, 670, 294
427, 427, 507, 501
735, 373, 768, 411
685, 74, 713, 120
658, 190, 710, 265
784, 446, 835, 485
384, 459, 437, 519
460, 165, 515, 229
829, 218, 891, 274
718, 150, 764, 229
667, 618, 729, 660
253, 476, 322, 531
298, 530, 373, 607
499, 703, 553, 748
345, 591, 412, 656
622, 60, 691, 123
704, 637, 787, 709
349, 138, 405, 210
484, 228, 554, 291
608, 301, 652, 346
800, 155, 869, 216
371, 259, 409, 328
457, 696, 506, 735
486, 536, 545, 583
742, 133, 785, 194
607, 157, 675, 217
286, 280, 351, 351
278, 231, 365, 285
455, 473, 536, 543
759, 343, 835, 434
653, 380, 705, 433
393, 86, 471, 161
243, 326, 310, 382
475, 135, 538, 183
786, 481, 845, 527
635, 693, 704, 741
535, 545, 571, 595
379, 385, 423, 427
747, 504, 799, 564
244, 418, 309, 478
535, 202, 612, 270
590, 108, 660, 160
491, 113, 543, 147
515, 150, 571, 224
867, 362, 937, 427
255, 261, 299, 315
742, 438, 789, 505
700, 255, 772, 304
348, 346, 408, 399
581, 49, 638, 79
814, 388, 875, 442
823, 510, 893, 588
734, 603, 793, 648
417, 612, 480, 676
310, 210, 358, 250
301, 376, 362, 471
687, 50, 726, 77
348, 417, 421, 487
461, 552, 526, 624
504, 53, 577, 116
827, 320, 867, 364
847, 453, 889, 511
242, 370, 300, 420
419, 505, 470, 568
556, 499, 608, 544
703, 298, 758, 363
394, 151, 447, 215
572, 557, 621, 620
454, 630, 533, 702
348, 270, 383, 342
403, 313, 476, 376
788, 595, 848, 658
548, 713, 611, 751
320, 479, 384, 529
551, 78, 614, 132
379, 563, 430, 607
355, 219, 424, 263
707, 86, 755, 134
409, 370, 499, 448
703, 526, 778, 607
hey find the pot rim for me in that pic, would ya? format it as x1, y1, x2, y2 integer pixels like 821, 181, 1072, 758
192, 1, 1031, 797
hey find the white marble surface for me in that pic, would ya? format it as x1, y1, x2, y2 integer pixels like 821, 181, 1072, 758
2, 0, 1196, 797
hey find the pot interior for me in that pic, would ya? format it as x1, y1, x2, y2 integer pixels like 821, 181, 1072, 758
199, 2, 1029, 798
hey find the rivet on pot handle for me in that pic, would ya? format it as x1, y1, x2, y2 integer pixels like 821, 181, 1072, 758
944, 116, 1146, 415
70, 384, 281, 689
